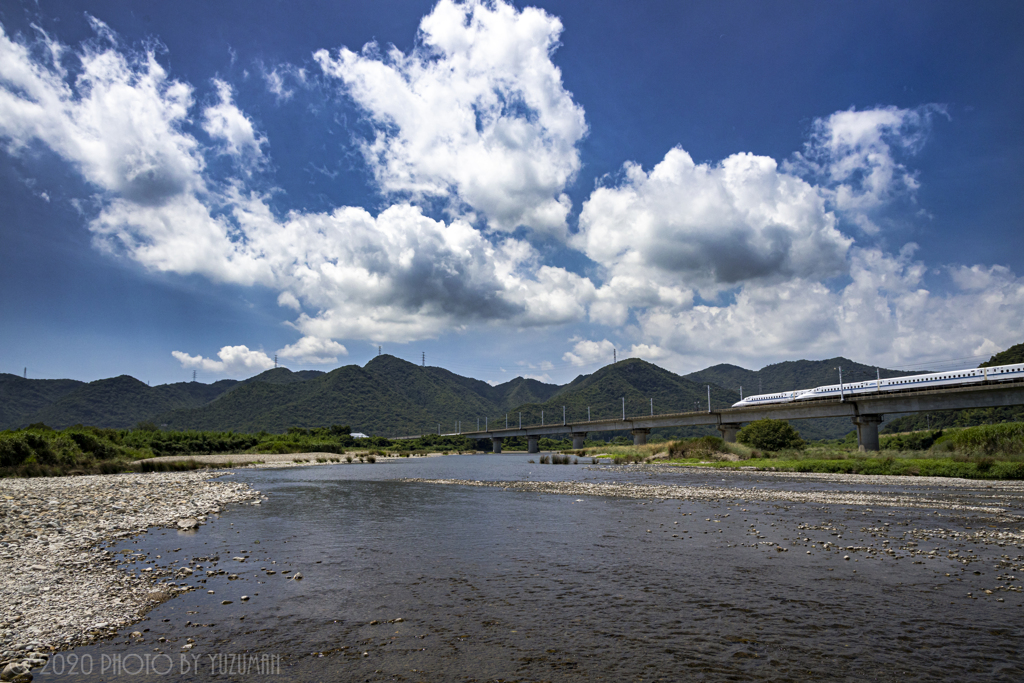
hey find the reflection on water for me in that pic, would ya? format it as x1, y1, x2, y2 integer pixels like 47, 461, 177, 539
37, 456, 1024, 681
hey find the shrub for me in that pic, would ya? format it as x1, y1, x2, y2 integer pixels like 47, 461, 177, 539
945, 423, 1024, 456
0, 434, 34, 468
882, 430, 943, 451
737, 419, 804, 451
667, 436, 724, 459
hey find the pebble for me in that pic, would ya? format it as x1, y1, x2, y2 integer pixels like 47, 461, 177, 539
0, 470, 259, 662
402, 476, 1024, 515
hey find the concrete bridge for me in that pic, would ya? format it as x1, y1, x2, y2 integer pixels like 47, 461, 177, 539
421, 380, 1024, 453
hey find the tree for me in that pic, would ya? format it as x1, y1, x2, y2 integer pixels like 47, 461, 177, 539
737, 419, 804, 451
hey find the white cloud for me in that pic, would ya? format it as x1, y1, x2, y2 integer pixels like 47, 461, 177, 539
0, 20, 593, 347
0, 19, 204, 205
262, 66, 293, 102
623, 247, 1024, 374
786, 105, 946, 232
576, 147, 852, 293
3, 16, 1021, 380
562, 337, 614, 366
276, 336, 348, 364
172, 345, 275, 375
202, 79, 265, 163
315, 0, 587, 238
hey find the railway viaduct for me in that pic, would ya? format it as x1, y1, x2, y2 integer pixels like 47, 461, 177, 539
418, 380, 1024, 453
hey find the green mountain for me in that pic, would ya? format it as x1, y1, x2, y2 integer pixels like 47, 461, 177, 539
23, 375, 239, 429
513, 358, 737, 424
6, 342, 1020, 440
684, 357, 919, 396
0, 374, 84, 428
161, 356, 562, 436
884, 344, 1024, 433
980, 342, 1024, 367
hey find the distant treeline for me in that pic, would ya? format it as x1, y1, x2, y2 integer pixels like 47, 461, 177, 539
0, 422, 482, 476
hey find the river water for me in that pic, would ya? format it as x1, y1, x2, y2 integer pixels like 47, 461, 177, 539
36, 456, 1024, 682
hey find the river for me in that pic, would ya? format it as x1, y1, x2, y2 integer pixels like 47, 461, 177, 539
35, 455, 1024, 681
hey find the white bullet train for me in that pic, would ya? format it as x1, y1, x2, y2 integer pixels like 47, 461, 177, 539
731, 362, 1024, 408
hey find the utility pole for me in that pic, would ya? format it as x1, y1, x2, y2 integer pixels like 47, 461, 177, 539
438, 423, 441, 435
519, 412, 522, 429
541, 410, 544, 426
621, 397, 625, 420
477, 418, 480, 431
837, 366, 844, 402
588, 407, 590, 422
650, 398, 653, 416
707, 385, 711, 413
506, 413, 508, 428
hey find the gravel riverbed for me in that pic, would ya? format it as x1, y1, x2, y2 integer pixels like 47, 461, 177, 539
403, 473, 1024, 517
0, 471, 260, 681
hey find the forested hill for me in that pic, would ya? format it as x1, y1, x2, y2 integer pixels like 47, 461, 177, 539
161, 355, 562, 435
5, 375, 240, 430
683, 358, 922, 396
980, 342, 1024, 368
3, 343, 1021, 438
883, 343, 1024, 433
0, 374, 84, 429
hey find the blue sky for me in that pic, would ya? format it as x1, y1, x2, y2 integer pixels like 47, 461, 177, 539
1, 0, 1022, 386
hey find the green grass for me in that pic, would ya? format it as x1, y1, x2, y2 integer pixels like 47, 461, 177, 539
584, 423, 1024, 480
658, 455, 1024, 479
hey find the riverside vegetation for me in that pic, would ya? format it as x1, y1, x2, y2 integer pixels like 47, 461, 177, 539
2, 418, 1023, 479
0, 424, 475, 478
580, 420, 1024, 480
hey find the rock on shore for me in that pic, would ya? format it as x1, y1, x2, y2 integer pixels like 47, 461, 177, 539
0, 470, 259, 669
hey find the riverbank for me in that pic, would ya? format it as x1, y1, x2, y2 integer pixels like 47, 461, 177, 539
0, 470, 259, 677
142, 451, 448, 467
403, 472, 1024, 517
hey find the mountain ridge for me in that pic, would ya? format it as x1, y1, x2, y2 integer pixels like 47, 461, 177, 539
3, 344, 1019, 439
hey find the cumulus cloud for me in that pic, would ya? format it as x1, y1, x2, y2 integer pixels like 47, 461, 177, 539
315, 0, 587, 238
787, 105, 947, 233
2, 13, 1021, 380
0, 19, 204, 206
172, 345, 275, 375
0, 18, 593, 348
562, 337, 614, 366
276, 336, 348, 364
625, 247, 1024, 373
202, 79, 266, 163
577, 147, 852, 292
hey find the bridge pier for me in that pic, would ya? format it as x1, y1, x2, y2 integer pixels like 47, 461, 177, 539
632, 428, 651, 446
852, 414, 883, 452
717, 423, 742, 443
572, 432, 587, 449
527, 436, 539, 453
491, 437, 503, 454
